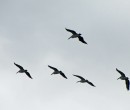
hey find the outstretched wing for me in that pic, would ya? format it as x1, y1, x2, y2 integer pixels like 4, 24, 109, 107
125, 79, 129, 90
14, 62, 24, 70
25, 71, 33, 79
60, 71, 67, 79
116, 68, 126, 77
65, 28, 77, 35
78, 36, 87, 44
48, 65, 58, 71
73, 74, 85, 80
87, 80, 96, 87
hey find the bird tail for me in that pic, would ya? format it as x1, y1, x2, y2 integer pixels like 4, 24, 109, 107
117, 77, 120, 80
68, 37, 71, 40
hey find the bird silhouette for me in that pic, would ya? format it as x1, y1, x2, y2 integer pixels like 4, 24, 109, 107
14, 62, 33, 79
73, 74, 95, 87
65, 28, 87, 44
48, 65, 67, 79
116, 68, 129, 90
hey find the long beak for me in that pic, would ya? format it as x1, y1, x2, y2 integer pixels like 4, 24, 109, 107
16, 71, 19, 74
76, 81, 79, 83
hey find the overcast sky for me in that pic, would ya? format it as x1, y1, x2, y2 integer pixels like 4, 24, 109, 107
0, 0, 130, 110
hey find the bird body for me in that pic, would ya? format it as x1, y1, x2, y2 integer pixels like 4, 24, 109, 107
48, 65, 67, 79
14, 62, 33, 79
51, 71, 59, 75
17, 69, 27, 73
73, 74, 95, 87
77, 79, 89, 83
116, 68, 129, 90
65, 28, 87, 44
117, 76, 128, 80
68, 34, 81, 39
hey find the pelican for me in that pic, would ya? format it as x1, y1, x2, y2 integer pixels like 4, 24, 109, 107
73, 74, 95, 87
48, 65, 67, 79
14, 62, 33, 79
65, 28, 87, 44
116, 68, 129, 90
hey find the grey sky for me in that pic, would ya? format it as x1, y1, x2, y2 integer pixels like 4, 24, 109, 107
0, 0, 130, 110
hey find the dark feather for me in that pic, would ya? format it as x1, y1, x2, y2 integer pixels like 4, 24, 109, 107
48, 65, 58, 71
65, 28, 77, 35
25, 71, 33, 79
87, 80, 96, 87
73, 74, 85, 80
116, 68, 126, 77
78, 36, 87, 44
14, 62, 24, 70
60, 71, 67, 79
125, 79, 129, 90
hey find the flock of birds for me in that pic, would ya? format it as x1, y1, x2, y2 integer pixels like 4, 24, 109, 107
14, 28, 129, 91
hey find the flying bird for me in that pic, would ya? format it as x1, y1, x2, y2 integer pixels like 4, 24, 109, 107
48, 65, 67, 79
65, 28, 87, 44
73, 74, 95, 87
14, 62, 33, 79
116, 68, 129, 90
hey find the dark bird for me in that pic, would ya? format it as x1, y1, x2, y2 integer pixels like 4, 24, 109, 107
116, 68, 129, 90
48, 65, 67, 79
14, 62, 33, 79
73, 74, 95, 87
65, 28, 87, 44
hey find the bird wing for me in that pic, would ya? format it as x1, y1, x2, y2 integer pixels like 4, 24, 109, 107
59, 71, 67, 79
116, 68, 126, 77
25, 71, 33, 79
87, 80, 96, 87
78, 36, 87, 44
125, 79, 129, 90
73, 74, 85, 80
65, 28, 77, 35
48, 65, 58, 71
14, 62, 24, 70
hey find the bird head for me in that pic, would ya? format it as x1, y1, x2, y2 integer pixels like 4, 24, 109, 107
79, 33, 81, 35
